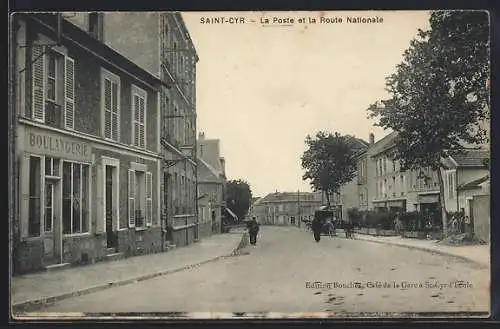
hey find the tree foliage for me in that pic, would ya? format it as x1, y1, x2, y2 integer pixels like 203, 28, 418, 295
366, 10, 490, 234
367, 11, 489, 170
301, 131, 359, 206
225, 179, 253, 220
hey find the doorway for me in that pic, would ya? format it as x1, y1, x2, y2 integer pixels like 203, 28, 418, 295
43, 178, 62, 266
105, 165, 118, 249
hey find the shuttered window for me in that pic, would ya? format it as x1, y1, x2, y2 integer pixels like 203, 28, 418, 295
102, 69, 120, 141
146, 172, 153, 226
128, 169, 135, 228
32, 45, 75, 128
132, 85, 147, 148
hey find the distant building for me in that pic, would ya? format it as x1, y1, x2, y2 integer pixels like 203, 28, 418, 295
196, 132, 226, 237
441, 149, 489, 218
252, 191, 322, 225
321, 136, 369, 220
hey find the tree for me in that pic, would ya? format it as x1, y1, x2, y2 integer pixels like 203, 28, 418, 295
225, 179, 253, 220
367, 11, 489, 235
301, 132, 359, 207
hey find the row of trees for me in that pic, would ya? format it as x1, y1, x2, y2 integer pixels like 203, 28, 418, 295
301, 11, 489, 236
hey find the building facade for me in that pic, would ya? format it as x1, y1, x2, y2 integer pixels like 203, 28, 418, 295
252, 192, 322, 225
11, 13, 163, 273
321, 136, 369, 220
197, 132, 227, 238
74, 12, 200, 247
441, 149, 489, 219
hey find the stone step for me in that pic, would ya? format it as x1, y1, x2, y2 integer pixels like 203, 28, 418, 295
44, 262, 71, 272
105, 252, 124, 262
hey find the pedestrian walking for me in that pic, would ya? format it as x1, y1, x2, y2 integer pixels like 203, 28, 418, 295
248, 216, 260, 246
312, 217, 322, 242
327, 219, 335, 237
345, 220, 354, 239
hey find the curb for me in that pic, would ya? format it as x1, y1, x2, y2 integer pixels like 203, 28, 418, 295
356, 236, 488, 268
12, 233, 247, 314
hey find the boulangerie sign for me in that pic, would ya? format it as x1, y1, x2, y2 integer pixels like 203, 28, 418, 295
25, 128, 92, 162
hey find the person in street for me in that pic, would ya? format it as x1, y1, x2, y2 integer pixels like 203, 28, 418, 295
327, 218, 335, 237
394, 213, 402, 235
311, 217, 323, 242
248, 216, 260, 246
345, 220, 354, 239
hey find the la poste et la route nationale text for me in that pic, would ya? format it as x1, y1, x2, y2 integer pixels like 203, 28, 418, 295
199, 15, 384, 25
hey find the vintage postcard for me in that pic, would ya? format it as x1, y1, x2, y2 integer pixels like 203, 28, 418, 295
9, 10, 491, 320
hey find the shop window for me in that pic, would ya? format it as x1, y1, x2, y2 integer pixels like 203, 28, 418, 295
62, 162, 90, 234
45, 157, 60, 177
29, 156, 42, 237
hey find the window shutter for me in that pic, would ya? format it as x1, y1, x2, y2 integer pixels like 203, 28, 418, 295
64, 57, 75, 129
128, 169, 135, 228
139, 97, 145, 148
146, 171, 153, 226
32, 45, 45, 121
133, 94, 139, 146
104, 78, 112, 139
111, 82, 119, 141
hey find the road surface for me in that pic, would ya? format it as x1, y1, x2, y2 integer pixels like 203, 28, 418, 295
38, 226, 489, 316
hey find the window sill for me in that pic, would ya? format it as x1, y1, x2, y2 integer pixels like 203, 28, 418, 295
63, 232, 91, 238
21, 236, 42, 242
135, 227, 149, 232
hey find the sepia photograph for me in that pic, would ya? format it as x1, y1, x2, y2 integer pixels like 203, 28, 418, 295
9, 10, 491, 320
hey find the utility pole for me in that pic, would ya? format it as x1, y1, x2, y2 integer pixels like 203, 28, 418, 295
297, 189, 301, 228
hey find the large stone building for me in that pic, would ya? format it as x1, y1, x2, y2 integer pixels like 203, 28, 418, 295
320, 135, 370, 220
338, 126, 490, 230
196, 132, 226, 238
251, 191, 322, 225
10, 13, 164, 273
64, 12, 200, 247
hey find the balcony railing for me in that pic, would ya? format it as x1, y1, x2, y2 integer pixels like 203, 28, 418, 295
45, 102, 63, 129
135, 209, 145, 228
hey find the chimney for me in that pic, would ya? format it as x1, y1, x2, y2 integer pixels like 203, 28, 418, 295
198, 132, 205, 140
219, 157, 226, 176
369, 133, 375, 145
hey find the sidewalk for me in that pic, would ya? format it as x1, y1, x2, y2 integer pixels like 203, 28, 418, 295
11, 232, 245, 312
354, 234, 490, 268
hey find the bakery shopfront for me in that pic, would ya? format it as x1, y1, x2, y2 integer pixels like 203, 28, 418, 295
16, 124, 94, 272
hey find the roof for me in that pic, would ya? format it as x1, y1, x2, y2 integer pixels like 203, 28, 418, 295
197, 157, 223, 183
26, 13, 164, 89
450, 150, 489, 168
368, 131, 398, 157
458, 175, 489, 190
224, 207, 238, 220
258, 191, 323, 204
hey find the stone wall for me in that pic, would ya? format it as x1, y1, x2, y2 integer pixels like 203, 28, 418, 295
472, 194, 490, 243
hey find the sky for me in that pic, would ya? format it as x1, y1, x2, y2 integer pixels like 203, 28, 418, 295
182, 11, 431, 198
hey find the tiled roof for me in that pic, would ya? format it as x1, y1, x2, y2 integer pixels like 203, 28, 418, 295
458, 175, 489, 190
451, 150, 489, 168
258, 191, 322, 203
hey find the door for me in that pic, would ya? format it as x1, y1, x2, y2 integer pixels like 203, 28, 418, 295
43, 181, 57, 265
105, 165, 117, 249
